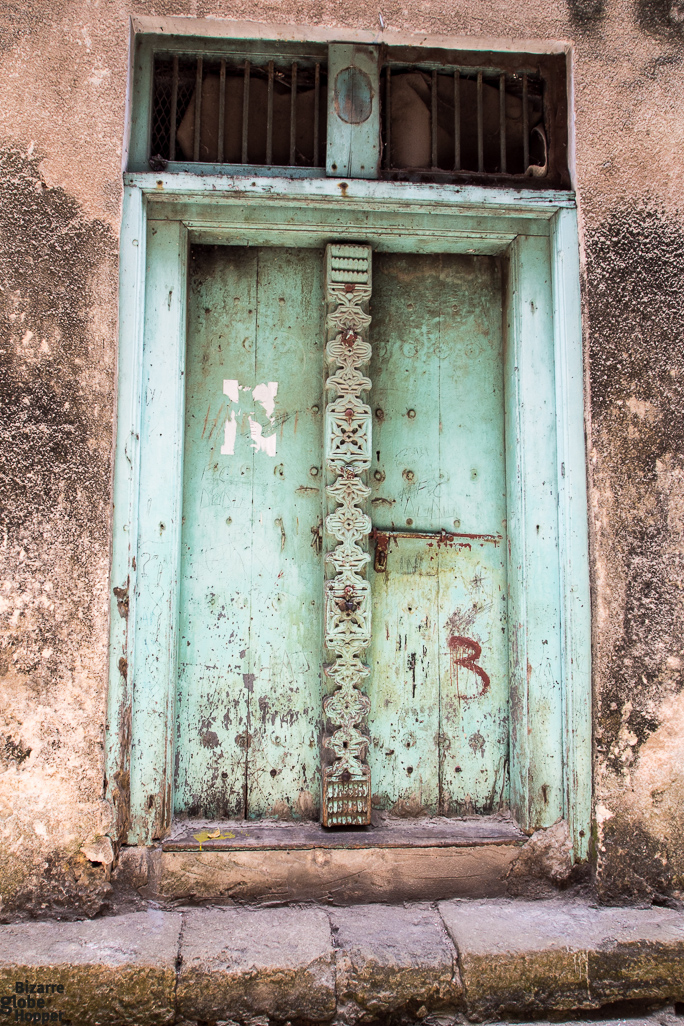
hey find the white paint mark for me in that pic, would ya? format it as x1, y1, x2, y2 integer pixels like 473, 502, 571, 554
221, 377, 279, 457
249, 417, 277, 457
252, 381, 278, 420
223, 379, 240, 404
220, 411, 237, 455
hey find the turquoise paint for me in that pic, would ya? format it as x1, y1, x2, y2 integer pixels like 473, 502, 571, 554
551, 208, 592, 861
106, 187, 145, 826
129, 218, 187, 841
326, 45, 380, 179
107, 179, 591, 858
176, 246, 325, 820
367, 253, 508, 814
124, 171, 575, 210
505, 233, 564, 832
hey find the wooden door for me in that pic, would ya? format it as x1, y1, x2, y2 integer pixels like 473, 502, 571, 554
367, 253, 508, 816
175, 244, 508, 821
175, 245, 325, 819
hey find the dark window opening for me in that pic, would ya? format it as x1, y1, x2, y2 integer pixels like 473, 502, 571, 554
381, 68, 545, 177
378, 47, 569, 188
147, 43, 569, 187
151, 53, 328, 169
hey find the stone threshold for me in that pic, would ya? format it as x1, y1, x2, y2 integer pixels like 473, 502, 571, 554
163, 814, 526, 851
0, 898, 683, 1025
150, 815, 526, 904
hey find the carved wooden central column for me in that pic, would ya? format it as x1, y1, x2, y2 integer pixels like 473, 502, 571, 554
321, 244, 373, 827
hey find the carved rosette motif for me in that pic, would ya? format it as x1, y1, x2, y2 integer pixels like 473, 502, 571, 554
322, 244, 373, 827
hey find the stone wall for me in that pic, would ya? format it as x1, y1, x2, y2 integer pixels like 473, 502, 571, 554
0, 0, 683, 915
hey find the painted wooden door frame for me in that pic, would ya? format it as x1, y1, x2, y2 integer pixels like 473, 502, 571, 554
106, 173, 591, 861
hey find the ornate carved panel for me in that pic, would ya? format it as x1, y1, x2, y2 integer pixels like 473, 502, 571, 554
322, 244, 373, 827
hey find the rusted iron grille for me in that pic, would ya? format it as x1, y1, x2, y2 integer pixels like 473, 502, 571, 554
381, 64, 546, 180
151, 54, 328, 167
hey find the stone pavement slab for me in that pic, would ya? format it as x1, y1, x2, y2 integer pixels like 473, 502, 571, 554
0, 910, 181, 1025
331, 903, 462, 1020
0, 898, 683, 1024
176, 906, 336, 1023
439, 897, 684, 1021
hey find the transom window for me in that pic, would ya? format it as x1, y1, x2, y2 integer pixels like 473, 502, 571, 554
135, 37, 569, 187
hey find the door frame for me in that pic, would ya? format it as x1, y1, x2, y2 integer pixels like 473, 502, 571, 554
106, 173, 591, 861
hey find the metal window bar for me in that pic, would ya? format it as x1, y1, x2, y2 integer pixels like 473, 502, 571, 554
431, 69, 438, 169
169, 56, 179, 161
453, 70, 460, 172
384, 66, 392, 170
217, 59, 226, 164
242, 59, 251, 164
290, 61, 298, 166
476, 70, 484, 173
266, 61, 274, 165
151, 53, 328, 169
375, 62, 545, 179
313, 62, 320, 168
192, 56, 203, 162
522, 72, 529, 171
499, 73, 506, 174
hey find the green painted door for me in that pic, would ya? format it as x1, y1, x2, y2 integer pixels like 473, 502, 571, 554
368, 253, 508, 816
176, 245, 326, 819
175, 245, 507, 821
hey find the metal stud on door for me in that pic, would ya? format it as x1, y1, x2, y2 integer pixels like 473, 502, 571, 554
322, 244, 373, 826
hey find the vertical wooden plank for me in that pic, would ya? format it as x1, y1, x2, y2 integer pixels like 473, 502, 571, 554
368, 254, 441, 813
128, 37, 154, 172
436, 254, 508, 815
551, 208, 592, 861
367, 254, 509, 816
505, 234, 564, 833
326, 43, 380, 179
106, 186, 146, 842
175, 246, 326, 822
247, 247, 325, 819
174, 246, 258, 820
129, 218, 187, 842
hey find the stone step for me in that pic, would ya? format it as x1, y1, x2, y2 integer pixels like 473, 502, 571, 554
154, 817, 526, 904
0, 898, 682, 1025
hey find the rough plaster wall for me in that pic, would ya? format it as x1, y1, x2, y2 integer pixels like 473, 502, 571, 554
0, 0, 683, 912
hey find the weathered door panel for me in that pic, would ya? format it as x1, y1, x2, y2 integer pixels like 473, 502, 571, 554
176, 245, 325, 820
367, 253, 508, 815
246, 249, 325, 820
176, 246, 509, 823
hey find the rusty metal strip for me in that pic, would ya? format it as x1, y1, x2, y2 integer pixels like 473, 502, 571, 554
453, 70, 461, 172
193, 57, 203, 163
431, 70, 438, 169
385, 66, 392, 169
169, 55, 178, 161
477, 70, 484, 173
322, 243, 373, 828
313, 62, 320, 167
242, 59, 250, 164
499, 73, 506, 174
290, 61, 298, 166
217, 59, 226, 164
522, 72, 529, 171
266, 60, 274, 166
